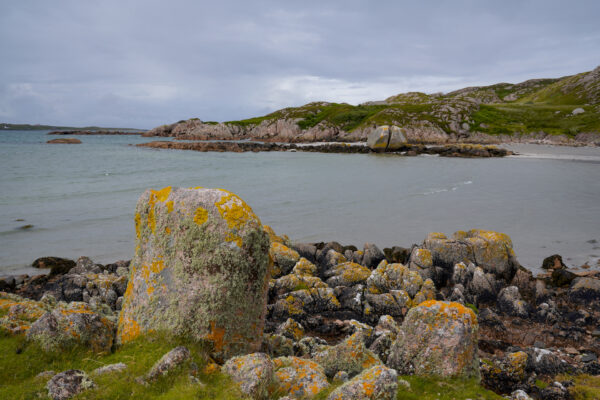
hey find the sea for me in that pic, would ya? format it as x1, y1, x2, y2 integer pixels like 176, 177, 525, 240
1, 130, 599, 276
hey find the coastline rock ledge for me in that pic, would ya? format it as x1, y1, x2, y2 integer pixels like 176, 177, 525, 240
116, 186, 271, 360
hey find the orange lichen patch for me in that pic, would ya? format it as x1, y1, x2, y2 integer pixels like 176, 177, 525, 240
164, 226, 171, 234
428, 232, 448, 240
417, 300, 477, 323
414, 248, 433, 266
150, 186, 172, 203
134, 212, 142, 239
214, 190, 260, 245
263, 224, 284, 243
203, 363, 219, 374
148, 207, 157, 234
205, 320, 226, 352
468, 229, 512, 245
193, 206, 208, 226
166, 201, 174, 213
118, 315, 141, 343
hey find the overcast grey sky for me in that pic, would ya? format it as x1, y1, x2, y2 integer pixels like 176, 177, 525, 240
1, 1, 599, 128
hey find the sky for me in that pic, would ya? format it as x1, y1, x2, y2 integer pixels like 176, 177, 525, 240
1, 1, 599, 129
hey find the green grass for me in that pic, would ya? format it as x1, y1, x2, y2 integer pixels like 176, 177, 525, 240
470, 104, 600, 137
397, 376, 502, 400
0, 331, 540, 399
558, 374, 600, 400
0, 332, 244, 400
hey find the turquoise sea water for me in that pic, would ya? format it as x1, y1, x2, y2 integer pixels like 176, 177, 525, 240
1, 130, 599, 275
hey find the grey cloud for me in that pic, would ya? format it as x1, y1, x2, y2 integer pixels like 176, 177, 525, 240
0, 0, 599, 128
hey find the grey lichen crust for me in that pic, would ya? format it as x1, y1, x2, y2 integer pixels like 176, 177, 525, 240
117, 187, 271, 360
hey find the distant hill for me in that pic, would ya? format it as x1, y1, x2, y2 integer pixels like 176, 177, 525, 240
1, 123, 143, 132
147, 66, 600, 145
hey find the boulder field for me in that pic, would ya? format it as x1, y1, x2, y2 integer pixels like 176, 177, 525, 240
1, 187, 600, 399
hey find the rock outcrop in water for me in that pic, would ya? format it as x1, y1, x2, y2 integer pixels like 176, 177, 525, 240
116, 187, 271, 360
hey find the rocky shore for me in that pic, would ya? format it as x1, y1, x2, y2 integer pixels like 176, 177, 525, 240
1, 187, 599, 399
136, 140, 512, 158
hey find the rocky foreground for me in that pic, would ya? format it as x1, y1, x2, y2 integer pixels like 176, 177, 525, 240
1, 187, 600, 399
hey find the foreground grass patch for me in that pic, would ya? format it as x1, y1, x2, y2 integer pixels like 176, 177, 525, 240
0, 332, 244, 400
397, 375, 502, 400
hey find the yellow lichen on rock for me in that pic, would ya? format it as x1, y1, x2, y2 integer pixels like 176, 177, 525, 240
193, 207, 208, 226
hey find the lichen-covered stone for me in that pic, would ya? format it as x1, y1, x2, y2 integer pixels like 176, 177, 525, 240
262, 333, 294, 357
292, 258, 317, 277
143, 346, 191, 382
271, 287, 340, 321
294, 336, 328, 358
313, 331, 382, 378
0, 292, 50, 335
270, 242, 301, 277
116, 187, 270, 360
366, 262, 408, 294
92, 362, 127, 376
277, 318, 305, 341
222, 352, 274, 399
27, 302, 115, 353
271, 356, 329, 398
326, 365, 398, 400
422, 229, 519, 281
46, 370, 94, 400
325, 262, 371, 287
481, 351, 528, 394
387, 300, 479, 378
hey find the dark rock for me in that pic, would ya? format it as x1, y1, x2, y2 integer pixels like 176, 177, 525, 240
32, 257, 76, 276
525, 348, 568, 375
542, 254, 567, 270
581, 353, 598, 363
0, 276, 16, 291
361, 243, 385, 269
46, 370, 94, 400
569, 277, 600, 301
551, 269, 577, 287
383, 246, 410, 264
497, 286, 530, 318
583, 361, 600, 375
47, 138, 82, 144
538, 382, 570, 400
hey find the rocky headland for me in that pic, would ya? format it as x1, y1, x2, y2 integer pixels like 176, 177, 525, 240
48, 130, 143, 136
1, 187, 599, 399
142, 66, 600, 147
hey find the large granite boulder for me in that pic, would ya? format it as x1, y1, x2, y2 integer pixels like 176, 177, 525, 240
387, 300, 479, 378
116, 187, 271, 360
420, 230, 520, 282
27, 302, 115, 353
367, 125, 407, 151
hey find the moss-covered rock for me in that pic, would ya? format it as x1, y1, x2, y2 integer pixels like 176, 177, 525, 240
326, 365, 398, 400
27, 302, 115, 353
116, 187, 270, 360
222, 352, 274, 399
313, 331, 382, 378
387, 300, 479, 378
270, 242, 301, 277
271, 356, 329, 398
325, 262, 371, 287
0, 292, 50, 335
276, 318, 305, 341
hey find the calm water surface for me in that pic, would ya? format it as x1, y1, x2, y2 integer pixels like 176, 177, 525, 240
1, 130, 599, 275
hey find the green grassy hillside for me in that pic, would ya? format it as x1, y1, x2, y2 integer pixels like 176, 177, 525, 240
218, 66, 599, 139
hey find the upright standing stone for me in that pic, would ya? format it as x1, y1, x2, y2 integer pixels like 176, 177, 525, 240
117, 187, 271, 360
